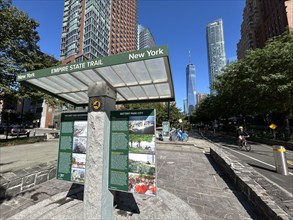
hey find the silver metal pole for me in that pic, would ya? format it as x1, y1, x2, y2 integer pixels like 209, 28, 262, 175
273, 146, 289, 175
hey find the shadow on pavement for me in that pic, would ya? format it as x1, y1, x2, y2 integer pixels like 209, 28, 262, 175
205, 152, 262, 220
66, 183, 84, 201
0, 185, 11, 204
0, 161, 15, 166
114, 191, 140, 214
247, 163, 277, 173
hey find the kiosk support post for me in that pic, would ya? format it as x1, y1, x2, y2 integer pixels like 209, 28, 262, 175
84, 82, 116, 219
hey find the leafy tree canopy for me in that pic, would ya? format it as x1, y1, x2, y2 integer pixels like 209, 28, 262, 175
0, 0, 59, 106
194, 30, 293, 139
121, 102, 184, 127
213, 31, 293, 116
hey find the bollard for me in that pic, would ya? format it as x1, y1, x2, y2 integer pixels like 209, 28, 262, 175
273, 146, 289, 175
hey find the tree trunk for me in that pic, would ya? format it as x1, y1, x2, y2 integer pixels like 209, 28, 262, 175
283, 111, 291, 141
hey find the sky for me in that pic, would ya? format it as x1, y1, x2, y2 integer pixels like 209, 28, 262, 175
12, 0, 246, 111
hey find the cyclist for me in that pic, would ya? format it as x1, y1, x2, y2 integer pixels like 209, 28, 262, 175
237, 126, 249, 146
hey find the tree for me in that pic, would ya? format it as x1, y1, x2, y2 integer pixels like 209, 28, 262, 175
0, 1, 59, 106
211, 30, 293, 139
121, 102, 184, 127
243, 31, 293, 139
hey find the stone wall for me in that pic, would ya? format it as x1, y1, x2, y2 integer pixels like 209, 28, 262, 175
210, 146, 291, 220
0, 161, 56, 200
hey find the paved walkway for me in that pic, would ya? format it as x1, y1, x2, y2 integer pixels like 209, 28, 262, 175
1, 133, 261, 219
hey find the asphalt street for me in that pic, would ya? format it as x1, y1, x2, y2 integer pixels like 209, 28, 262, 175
0, 139, 59, 173
201, 132, 293, 195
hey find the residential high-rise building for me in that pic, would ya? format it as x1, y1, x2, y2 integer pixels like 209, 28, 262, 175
60, 0, 138, 64
196, 93, 208, 106
237, 0, 293, 59
109, 0, 138, 55
186, 63, 196, 116
137, 24, 155, 49
206, 19, 226, 94
60, 0, 111, 63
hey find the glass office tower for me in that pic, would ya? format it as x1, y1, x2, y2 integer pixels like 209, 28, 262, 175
206, 19, 226, 94
186, 64, 196, 116
137, 24, 155, 49
183, 99, 188, 116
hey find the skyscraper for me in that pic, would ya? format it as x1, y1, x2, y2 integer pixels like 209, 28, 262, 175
137, 24, 155, 49
196, 93, 208, 106
206, 19, 226, 94
183, 99, 188, 115
109, 0, 138, 55
60, 0, 138, 64
186, 63, 196, 116
237, 0, 293, 59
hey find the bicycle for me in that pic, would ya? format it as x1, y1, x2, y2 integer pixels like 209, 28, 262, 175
181, 132, 188, 142
238, 135, 251, 152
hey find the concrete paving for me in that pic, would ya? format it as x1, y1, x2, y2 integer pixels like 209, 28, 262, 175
0, 132, 261, 219
0, 139, 58, 173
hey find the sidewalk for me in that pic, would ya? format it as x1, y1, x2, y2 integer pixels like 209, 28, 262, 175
0, 133, 262, 220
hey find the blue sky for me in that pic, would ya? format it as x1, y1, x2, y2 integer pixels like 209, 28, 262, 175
12, 0, 245, 111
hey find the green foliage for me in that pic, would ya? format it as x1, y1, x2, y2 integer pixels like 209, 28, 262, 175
0, 135, 47, 147
192, 95, 224, 123
193, 31, 293, 139
121, 102, 184, 127
129, 134, 153, 142
128, 147, 150, 154
0, 2, 59, 106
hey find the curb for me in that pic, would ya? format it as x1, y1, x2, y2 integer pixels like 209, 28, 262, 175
0, 161, 57, 200
210, 146, 291, 220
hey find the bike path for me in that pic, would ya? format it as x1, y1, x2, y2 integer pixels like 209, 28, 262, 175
201, 131, 293, 219
1, 134, 261, 219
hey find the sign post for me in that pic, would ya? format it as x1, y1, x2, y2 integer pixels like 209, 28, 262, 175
83, 82, 116, 220
269, 123, 277, 139
15, 45, 175, 218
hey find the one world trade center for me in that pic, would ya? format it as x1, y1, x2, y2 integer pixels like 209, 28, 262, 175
186, 63, 196, 116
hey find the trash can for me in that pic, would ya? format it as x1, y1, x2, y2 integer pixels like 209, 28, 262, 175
273, 146, 289, 175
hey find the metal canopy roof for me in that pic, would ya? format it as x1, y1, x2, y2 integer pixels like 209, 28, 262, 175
16, 46, 175, 106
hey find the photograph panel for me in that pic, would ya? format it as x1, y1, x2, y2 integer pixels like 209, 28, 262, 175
74, 121, 88, 137
128, 173, 156, 196
72, 153, 86, 169
72, 137, 87, 154
129, 115, 155, 134
71, 167, 85, 183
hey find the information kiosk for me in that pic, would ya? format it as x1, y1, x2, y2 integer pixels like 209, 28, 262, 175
17, 46, 175, 219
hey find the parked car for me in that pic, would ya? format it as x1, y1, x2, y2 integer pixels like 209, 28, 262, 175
10, 126, 30, 137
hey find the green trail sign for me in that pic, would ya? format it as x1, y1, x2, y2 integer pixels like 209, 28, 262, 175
16, 46, 169, 82
109, 109, 157, 196
56, 112, 88, 184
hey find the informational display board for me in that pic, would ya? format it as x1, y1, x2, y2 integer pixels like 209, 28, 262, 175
57, 112, 88, 184
109, 109, 156, 196
162, 121, 170, 137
